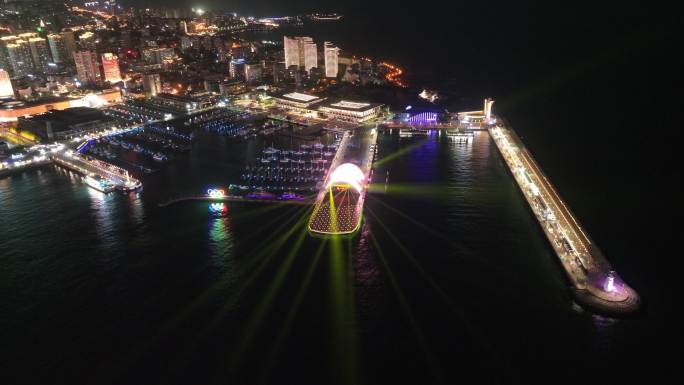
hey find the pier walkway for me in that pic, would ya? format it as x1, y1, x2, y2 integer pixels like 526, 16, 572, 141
489, 124, 639, 314
158, 195, 312, 207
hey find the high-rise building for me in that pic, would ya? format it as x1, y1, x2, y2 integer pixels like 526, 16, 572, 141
244, 62, 263, 83
73, 51, 101, 85
47, 34, 68, 63
303, 40, 317, 73
143, 73, 161, 96
142, 48, 176, 67
229, 58, 245, 80
28, 38, 51, 72
0, 69, 14, 98
283, 36, 299, 69
0, 36, 17, 75
101, 53, 122, 83
78, 32, 97, 51
283, 36, 318, 73
60, 31, 77, 61
6, 41, 33, 77
324, 42, 340, 78
180, 36, 192, 50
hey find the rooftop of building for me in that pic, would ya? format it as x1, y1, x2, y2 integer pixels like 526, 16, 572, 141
21, 107, 105, 124
273, 92, 325, 104
319, 99, 384, 112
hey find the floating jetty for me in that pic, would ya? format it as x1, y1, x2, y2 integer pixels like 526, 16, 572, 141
158, 194, 312, 207
489, 124, 640, 314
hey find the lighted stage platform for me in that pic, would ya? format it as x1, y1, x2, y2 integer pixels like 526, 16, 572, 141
308, 128, 377, 236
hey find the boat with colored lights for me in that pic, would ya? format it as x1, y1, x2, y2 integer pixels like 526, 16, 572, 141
246, 190, 276, 199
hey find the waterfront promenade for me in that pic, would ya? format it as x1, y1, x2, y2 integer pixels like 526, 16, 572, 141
489, 123, 640, 314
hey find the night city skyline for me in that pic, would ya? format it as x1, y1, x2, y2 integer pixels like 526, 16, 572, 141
0, 1, 679, 384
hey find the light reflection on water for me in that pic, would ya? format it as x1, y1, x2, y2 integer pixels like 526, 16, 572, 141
208, 203, 234, 268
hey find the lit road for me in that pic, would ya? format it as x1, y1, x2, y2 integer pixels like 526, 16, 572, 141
489, 124, 639, 313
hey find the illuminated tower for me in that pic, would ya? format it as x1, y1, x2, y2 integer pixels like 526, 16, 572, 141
283, 36, 299, 69
28, 37, 51, 72
101, 53, 122, 83
73, 51, 101, 85
484, 98, 494, 120
59, 30, 77, 62
6, 41, 33, 77
143, 73, 161, 96
283, 36, 317, 73
324, 42, 340, 78
0, 69, 14, 98
302, 39, 317, 73
48, 34, 68, 63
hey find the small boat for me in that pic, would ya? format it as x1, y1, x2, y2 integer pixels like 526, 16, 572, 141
153, 152, 168, 162
280, 192, 305, 201
246, 190, 276, 200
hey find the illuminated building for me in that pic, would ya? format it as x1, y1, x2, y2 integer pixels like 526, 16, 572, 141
73, 51, 102, 85
283, 36, 299, 68
272, 92, 325, 114
7, 41, 33, 77
0, 90, 121, 121
303, 40, 317, 73
219, 80, 246, 96
0, 69, 14, 98
229, 58, 245, 80
283, 36, 317, 73
17, 107, 114, 141
244, 62, 263, 82
28, 38, 51, 72
142, 48, 175, 68
101, 53, 122, 84
59, 31, 77, 62
78, 32, 97, 51
457, 98, 496, 128
318, 100, 384, 123
324, 42, 340, 78
143, 73, 161, 96
484, 98, 494, 120
47, 34, 68, 63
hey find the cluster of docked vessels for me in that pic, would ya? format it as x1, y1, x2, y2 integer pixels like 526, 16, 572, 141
238, 142, 339, 192
201, 116, 289, 139
85, 127, 195, 165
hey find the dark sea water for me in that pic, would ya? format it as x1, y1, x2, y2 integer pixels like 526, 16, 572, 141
0, 128, 669, 384
1, 13, 678, 384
